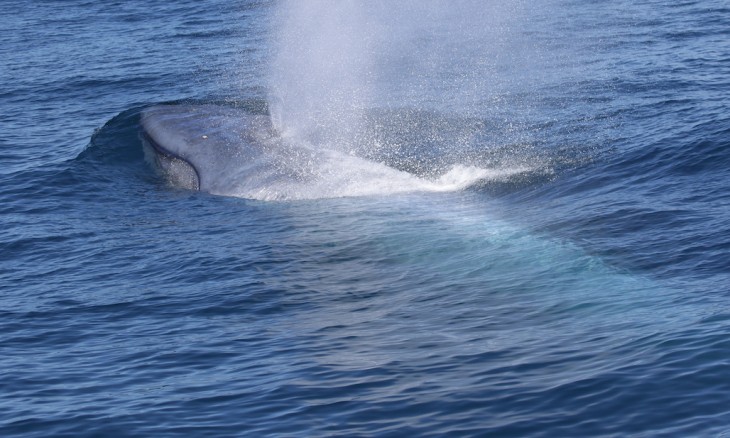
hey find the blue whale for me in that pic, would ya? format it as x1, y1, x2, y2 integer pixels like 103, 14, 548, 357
140, 104, 496, 200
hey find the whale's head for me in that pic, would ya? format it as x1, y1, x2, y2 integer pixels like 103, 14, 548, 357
140, 104, 281, 194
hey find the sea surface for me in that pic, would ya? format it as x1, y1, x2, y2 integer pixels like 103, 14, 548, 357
2, 0, 730, 436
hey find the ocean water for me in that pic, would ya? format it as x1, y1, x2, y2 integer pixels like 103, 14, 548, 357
2, 0, 730, 436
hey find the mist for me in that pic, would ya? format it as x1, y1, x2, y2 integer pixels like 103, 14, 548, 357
267, 0, 527, 154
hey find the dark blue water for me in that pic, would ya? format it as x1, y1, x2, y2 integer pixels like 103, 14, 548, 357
2, 0, 730, 436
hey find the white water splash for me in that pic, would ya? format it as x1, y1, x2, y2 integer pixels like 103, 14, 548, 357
227, 144, 531, 202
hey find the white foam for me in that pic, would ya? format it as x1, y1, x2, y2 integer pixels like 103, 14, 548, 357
227, 146, 529, 201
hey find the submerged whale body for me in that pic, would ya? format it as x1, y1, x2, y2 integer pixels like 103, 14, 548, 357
140, 104, 504, 201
